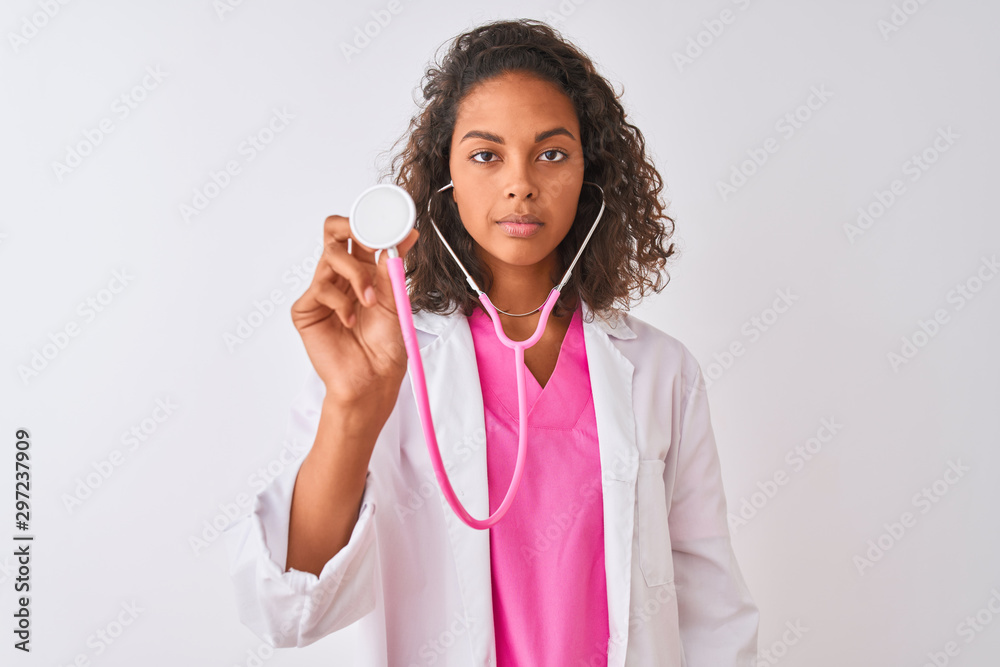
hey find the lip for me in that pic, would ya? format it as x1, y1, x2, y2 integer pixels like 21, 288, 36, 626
497, 222, 542, 238
497, 214, 542, 224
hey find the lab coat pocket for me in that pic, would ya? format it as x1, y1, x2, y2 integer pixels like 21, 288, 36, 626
637, 458, 674, 587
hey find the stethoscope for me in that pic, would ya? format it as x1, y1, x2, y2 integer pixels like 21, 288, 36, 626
348, 180, 606, 529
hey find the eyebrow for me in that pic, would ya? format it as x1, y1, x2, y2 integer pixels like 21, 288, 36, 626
459, 127, 576, 144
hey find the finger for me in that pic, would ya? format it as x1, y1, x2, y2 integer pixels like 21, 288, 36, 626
292, 269, 357, 328
324, 215, 378, 262
310, 279, 358, 328
324, 241, 378, 307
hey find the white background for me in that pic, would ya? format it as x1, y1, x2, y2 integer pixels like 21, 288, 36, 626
2, 0, 998, 665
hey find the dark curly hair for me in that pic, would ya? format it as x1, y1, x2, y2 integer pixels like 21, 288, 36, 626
376, 18, 677, 323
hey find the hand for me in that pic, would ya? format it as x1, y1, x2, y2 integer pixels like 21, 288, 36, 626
290, 214, 420, 406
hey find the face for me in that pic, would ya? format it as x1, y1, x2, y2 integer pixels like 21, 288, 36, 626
448, 70, 585, 277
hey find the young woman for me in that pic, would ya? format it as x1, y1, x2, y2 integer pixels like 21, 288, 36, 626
226, 18, 759, 667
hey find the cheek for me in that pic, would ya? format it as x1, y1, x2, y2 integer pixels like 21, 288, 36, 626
456, 192, 491, 223
549, 168, 583, 198
553, 180, 584, 222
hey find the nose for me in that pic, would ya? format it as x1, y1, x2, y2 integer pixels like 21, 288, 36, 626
507, 178, 538, 200
505, 160, 538, 200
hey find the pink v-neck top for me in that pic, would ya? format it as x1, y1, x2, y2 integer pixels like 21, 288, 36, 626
468, 302, 610, 666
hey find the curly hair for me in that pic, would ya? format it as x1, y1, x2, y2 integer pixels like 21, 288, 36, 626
376, 18, 677, 323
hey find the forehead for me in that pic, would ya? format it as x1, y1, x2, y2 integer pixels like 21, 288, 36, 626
453, 72, 579, 136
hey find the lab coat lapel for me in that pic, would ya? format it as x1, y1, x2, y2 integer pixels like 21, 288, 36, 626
409, 303, 639, 667
581, 300, 638, 667
409, 308, 496, 664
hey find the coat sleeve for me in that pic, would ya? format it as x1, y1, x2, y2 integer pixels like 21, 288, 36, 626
668, 360, 760, 667
222, 369, 381, 648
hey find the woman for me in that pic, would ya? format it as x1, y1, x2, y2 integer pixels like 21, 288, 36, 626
225, 18, 759, 667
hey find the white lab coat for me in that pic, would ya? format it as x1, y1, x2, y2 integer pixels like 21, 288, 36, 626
224, 300, 759, 666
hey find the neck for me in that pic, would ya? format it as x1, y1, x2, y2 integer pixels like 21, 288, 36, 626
484, 276, 579, 335
479, 249, 561, 314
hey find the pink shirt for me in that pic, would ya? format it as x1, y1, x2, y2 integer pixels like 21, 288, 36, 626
468, 302, 610, 666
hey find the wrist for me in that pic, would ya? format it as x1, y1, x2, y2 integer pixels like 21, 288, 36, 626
321, 393, 394, 431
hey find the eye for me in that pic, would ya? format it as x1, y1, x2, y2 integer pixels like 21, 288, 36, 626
540, 149, 568, 162
470, 150, 498, 164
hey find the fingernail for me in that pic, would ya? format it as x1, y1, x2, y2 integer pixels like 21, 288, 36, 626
364, 286, 376, 305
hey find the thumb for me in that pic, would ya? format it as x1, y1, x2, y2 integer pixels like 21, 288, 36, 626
374, 245, 395, 286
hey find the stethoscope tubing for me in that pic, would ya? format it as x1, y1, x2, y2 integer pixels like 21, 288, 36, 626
387, 255, 561, 529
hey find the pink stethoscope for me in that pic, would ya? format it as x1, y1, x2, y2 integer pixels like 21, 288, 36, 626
349, 180, 606, 529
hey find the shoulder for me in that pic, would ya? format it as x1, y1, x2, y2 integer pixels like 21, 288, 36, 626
612, 311, 705, 392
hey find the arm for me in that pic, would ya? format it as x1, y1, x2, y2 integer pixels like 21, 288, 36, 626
668, 361, 760, 667
223, 370, 389, 648
285, 393, 385, 577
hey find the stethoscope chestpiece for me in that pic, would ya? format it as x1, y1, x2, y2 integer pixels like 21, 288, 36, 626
349, 183, 417, 252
